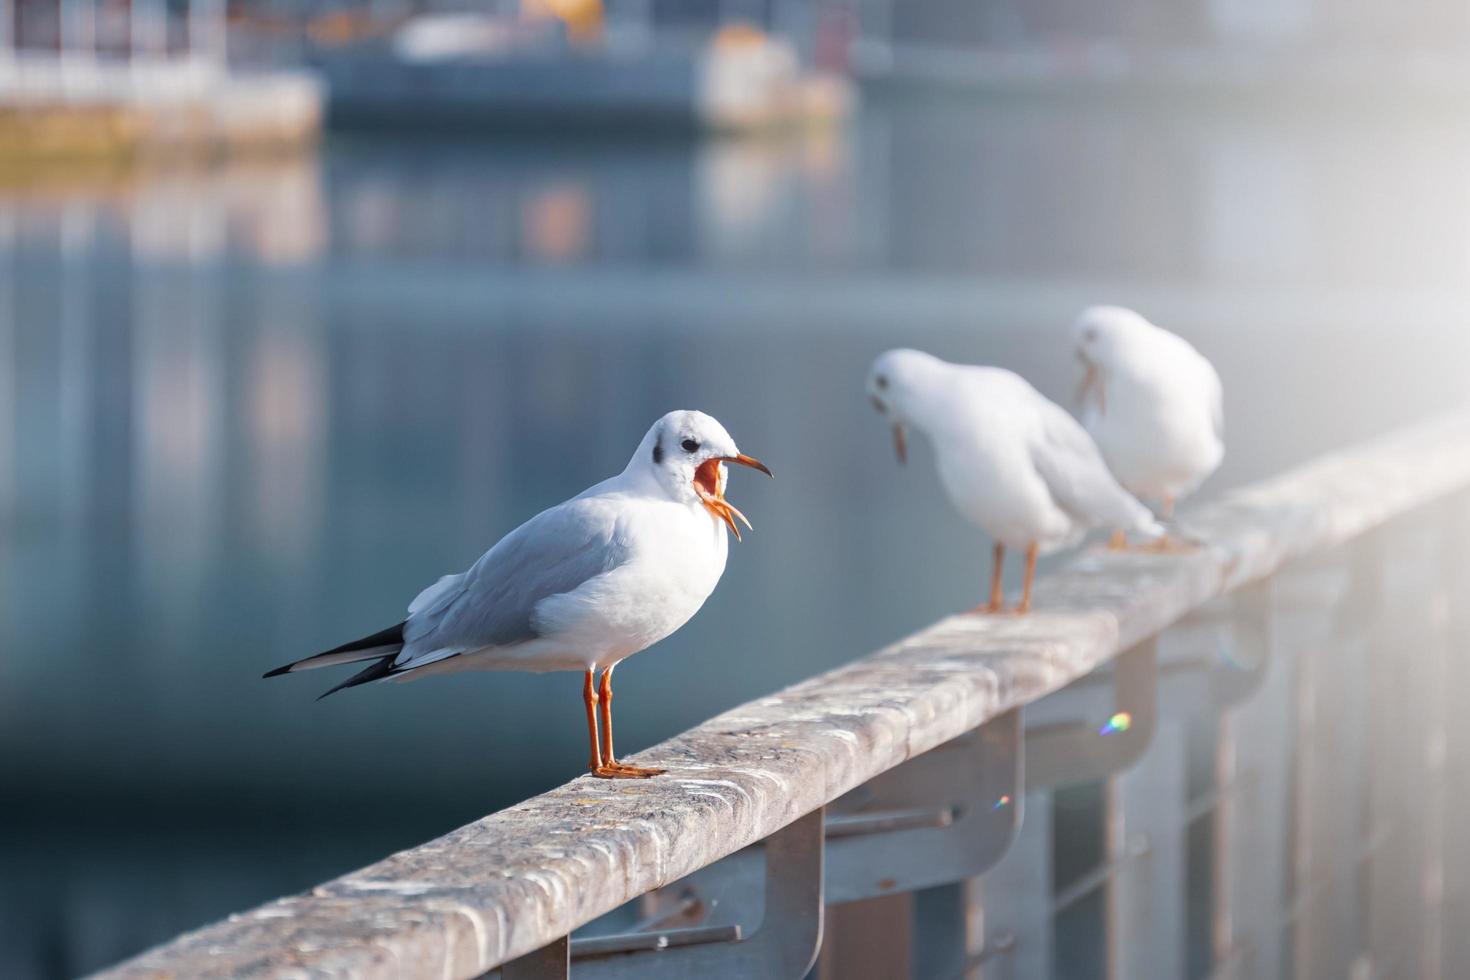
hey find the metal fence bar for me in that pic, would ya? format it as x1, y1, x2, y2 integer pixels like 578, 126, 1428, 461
1208, 580, 1291, 980
1108, 670, 1189, 979
1365, 509, 1450, 980
1297, 536, 1378, 979
95, 413, 1470, 978
966, 784, 1053, 980
497, 808, 825, 979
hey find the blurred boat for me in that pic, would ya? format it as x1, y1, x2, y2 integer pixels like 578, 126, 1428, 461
317, 13, 853, 134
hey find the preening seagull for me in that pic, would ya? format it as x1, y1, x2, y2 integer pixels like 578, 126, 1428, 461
264, 410, 771, 780
1074, 306, 1223, 542
867, 349, 1161, 614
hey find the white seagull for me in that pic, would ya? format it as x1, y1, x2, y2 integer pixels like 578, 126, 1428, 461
265, 410, 771, 780
867, 349, 1161, 614
1073, 306, 1223, 542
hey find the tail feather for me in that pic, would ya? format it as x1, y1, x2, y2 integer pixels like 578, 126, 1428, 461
263, 622, 406, 678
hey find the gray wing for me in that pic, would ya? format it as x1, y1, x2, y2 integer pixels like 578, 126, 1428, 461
1029, 395, 1159, 533
395, 497, 631, 670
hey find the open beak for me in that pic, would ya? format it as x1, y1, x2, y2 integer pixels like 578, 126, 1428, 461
725, 453, 773, 478
694, 454, 772, 541
892, 423, 907, 465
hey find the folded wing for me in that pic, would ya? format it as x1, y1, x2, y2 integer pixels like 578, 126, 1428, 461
392, 497, 633, 672
1030, 395, 1162, 535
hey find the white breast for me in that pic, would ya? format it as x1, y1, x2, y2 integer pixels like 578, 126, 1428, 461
930, 402, 1079, 552
533, 497, 728, 670
1088, 359, 1222, 502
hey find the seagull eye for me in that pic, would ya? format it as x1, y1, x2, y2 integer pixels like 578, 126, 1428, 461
875, 375, 889, 390
681, 438, 700, 453
1084, 328, 1098, 342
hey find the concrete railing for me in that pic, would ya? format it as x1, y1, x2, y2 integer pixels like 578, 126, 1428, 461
95, 411, 1470, 978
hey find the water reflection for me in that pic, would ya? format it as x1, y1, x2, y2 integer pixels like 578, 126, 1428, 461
3, 98, 1470, 976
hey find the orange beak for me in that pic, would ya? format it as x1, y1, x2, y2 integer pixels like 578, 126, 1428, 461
693, 454, 772, 541
892, 423, 907, 465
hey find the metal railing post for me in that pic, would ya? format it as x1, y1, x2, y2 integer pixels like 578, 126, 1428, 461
825, 709, 1022, 902
1362, 510, 1451, 978
1106, 700, 1186, 979
818, 710, 1023, 977
1179, 579, 1283, 977
1025, 639, 1158, 791
968, 784, 1053, 979
502, 935, 569, 980
524, 807, 825, 979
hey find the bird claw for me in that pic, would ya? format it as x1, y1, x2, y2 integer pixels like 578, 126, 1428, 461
1136, 534, 1201, 554
968, 602, 1033, 617
590, 762, 666, 779
1102, 533, 1200, 554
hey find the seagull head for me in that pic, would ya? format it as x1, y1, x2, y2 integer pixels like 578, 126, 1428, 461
634, 410, 772, 540
1073, 305, 1153, 410
866, 348, 942, 465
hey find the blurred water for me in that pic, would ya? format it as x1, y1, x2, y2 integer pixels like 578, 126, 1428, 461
3, 94, 1470, 976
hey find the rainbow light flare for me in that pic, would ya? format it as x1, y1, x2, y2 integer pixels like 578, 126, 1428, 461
1099, 711, 1133, 736
992, 794, 1012, 810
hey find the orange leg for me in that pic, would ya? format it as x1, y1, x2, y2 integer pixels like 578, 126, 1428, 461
596, 666, 664, 778
1160, 494, 1175, 521
1015, 542, 1039, 614
583, 667, 604, 774
1108, 529, 1128, 550
972, 542, 1007, 613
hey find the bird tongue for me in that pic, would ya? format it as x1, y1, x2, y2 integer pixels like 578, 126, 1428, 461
694, 458, 751, 540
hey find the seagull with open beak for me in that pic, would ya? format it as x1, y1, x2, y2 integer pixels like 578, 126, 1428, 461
868, 349, 1161, 614
264, 410, 771, 780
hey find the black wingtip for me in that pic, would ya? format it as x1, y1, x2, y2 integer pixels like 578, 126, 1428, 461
315, 656, 397, 701
328, 621, 405, 655
262, 622, 407, 681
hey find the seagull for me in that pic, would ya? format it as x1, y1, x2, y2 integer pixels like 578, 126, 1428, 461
867, 349, 1161, 614
1073, 306, 1223, 544
264, 410, 771, 780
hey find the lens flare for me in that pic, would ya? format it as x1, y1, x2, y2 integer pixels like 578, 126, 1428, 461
1100, 712, 1132, 736
992, 794, 1012, 810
